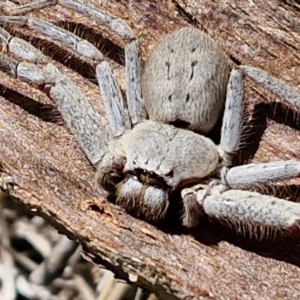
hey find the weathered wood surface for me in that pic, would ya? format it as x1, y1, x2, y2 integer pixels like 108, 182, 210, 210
1, 0, 300, 299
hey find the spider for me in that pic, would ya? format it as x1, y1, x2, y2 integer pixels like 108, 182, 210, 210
1, 0, 300, 235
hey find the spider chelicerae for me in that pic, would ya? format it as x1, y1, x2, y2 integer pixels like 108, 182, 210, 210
1, 0, 300, 236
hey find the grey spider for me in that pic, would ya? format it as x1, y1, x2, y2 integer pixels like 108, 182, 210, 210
1, 0, 300, 235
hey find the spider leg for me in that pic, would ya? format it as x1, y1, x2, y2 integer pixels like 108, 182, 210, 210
0, 0, 147, 125
223, 160, 300, 189
0, 47, 108, 165
0, 16, 130, 137
219, 69, 244, 166
182, 184, 300, 238
241, 66, 300, 108
219, 65, 300, 167
0, 26, 129, 191
0, 0, 56, 15
0, 27, 49, 63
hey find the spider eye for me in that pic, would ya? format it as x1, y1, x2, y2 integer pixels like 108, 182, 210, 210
169, 119, 190, 129
149, 172, 156, 179
165, 170, 174, 177
186, 93, 190, 103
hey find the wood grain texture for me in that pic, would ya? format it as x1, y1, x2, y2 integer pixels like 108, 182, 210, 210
1, 1, 300, 299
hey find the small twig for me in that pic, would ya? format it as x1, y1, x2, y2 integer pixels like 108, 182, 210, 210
73, 274, 96, 300
0, 194, 16, 300
147, 294, 159, 300
13, 219, 52, 257
29, 235, 78, 285
66, 245, 82, 269
16, 275, 59, 300
105, 282, 136, 300
52, 278, 77, 290
11, 248, 38, 272
96, 270, 115, 300
134, 288, 144, 300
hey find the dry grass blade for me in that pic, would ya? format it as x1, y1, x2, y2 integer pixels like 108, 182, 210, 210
1, 1, 300, 299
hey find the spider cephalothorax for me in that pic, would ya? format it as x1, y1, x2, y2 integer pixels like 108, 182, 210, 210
96, 120, 220, 221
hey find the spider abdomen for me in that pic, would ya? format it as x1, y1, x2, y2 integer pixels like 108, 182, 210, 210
142, 27, 231, 134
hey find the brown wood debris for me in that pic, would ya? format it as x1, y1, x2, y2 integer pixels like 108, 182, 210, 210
1, 0, 300, 299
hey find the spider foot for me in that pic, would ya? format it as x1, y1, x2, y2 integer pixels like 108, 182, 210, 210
181, 184, 207, 228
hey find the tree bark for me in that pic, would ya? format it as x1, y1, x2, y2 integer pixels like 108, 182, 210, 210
1, 0, 300, 299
